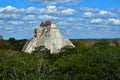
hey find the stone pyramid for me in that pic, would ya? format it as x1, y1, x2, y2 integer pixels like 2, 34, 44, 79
22, 21, 74, 53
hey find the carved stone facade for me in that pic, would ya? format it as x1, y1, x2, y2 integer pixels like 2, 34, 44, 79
22, 21, 74, 53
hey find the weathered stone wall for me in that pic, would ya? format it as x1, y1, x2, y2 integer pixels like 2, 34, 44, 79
22, 21, 74, 53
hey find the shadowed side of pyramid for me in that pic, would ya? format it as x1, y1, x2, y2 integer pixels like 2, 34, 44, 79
22, 21, 75, 53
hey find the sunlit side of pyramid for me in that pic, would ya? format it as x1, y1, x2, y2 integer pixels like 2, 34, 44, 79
22, 21, 75, 53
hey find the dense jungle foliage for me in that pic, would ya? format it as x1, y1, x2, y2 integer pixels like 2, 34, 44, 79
0, 38, 120, 80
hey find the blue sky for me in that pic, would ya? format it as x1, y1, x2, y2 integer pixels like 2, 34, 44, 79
0, 0, 120, 39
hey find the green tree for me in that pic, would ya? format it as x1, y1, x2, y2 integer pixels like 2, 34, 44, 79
32, 46, 51, 55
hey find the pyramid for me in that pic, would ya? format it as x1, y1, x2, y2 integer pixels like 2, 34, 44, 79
22, 21, 74, 53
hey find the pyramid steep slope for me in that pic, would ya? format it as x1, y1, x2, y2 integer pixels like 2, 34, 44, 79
22, 21, 74, 53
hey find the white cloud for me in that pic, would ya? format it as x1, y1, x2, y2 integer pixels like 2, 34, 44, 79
38, 6, 75, 16
0, 6, 16, 13
47, 5, 56, 9
67, 18, 74, 22
45, 6, 58, 14
61, 8, 75, 15
5, 27, 14, 30
57, 21, 69, 26
108, 18, 120, 25
38, 15, 58, 20
90, 18, 103, 23
0, 14, 19, 19
26, 7, 36, 13
0, 6, 76, 16
29, 21, 40, 24
0, 5, 120, 39
83, 12, 94, 17
99, 10, 107, 15
23, 15, 36, 20
98, 10, 117, 17
80, 8, 100, 12
8, 21, 24, 25
25, 0, 87, 5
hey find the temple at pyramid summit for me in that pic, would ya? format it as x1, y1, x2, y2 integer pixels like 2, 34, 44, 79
22, 21, 75, 53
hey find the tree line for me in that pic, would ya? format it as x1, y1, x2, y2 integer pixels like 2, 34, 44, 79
0, 38, 120, 79
0, 38, 27, 51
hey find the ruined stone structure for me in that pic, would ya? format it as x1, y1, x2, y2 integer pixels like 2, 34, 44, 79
22, 21, 74, 53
